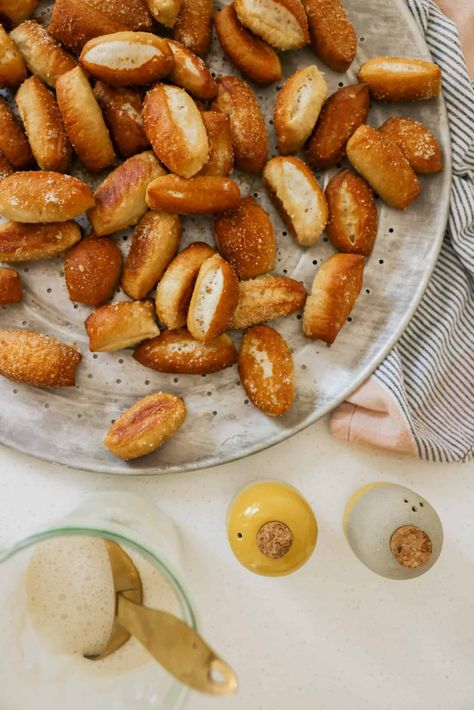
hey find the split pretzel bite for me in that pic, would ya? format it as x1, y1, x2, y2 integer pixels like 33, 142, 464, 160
0, 24, 26, 87
234, 0, 309, 51
263, 156, 328, 247
212, 75, 268, 175
16, 75, 72, 173
0, 329, 81, 388
143, 84, 209, 179
187, 253, 239, 343
155, 242, 216, 329
104, 392, 186, 461
358, 57, 442, 102
80, 32, 174, 86
239, 325, 294, 416
274, 64, 327, 155
302, 0, 356, 72
325, 170, 378, 256
167, 40, 217, 99
303, 253, 364, 344
94, 82, 149, 159
347, 124, 421, 210
10, 21, 76, 88
214, 4, 281, 86
122, 211, 181, 300
88, 151, 165, 236
56, 66, 116, 173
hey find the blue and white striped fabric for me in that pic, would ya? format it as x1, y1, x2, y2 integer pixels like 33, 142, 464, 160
373, 0, 474, 462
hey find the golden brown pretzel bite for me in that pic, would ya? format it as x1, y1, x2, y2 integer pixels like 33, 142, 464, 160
358, 57, 442, 101
214, 197, 276, 279
143, 84, 209, 179
199, 112, 234, 177
146, 175, 240, 214
104, 392, 186, 461
0, 329, 81, 388
325, 170, 378, 256
187, 253, 239, 342
85, 300, 160, 352
214, 4, 281, 86
0, 24, 26, 87
134, 329, 237, 375
231, 275, 307, 329
64, 236, 122, 306
212, 75, 268, 174
274, 65, 327, 155
379, 117, 443, 174
0, 221, 82, 262
0, 267, 22, 304
234, 0, 309, 51
303, 253, 364, 344
0, 172, 94, 222
122, 211, 181, 300
56, 66, 116, 173
88, 151, 165, 236
0, 0, 38, 27
0, 97, 32, 168
16, 76, 72, 172
347, 124, 421, 210
80, 32, 174, 86
239, 325, 294, 416
93, 82, 149, 158
173, 0, 213, 58
85, 0, 153, 32
306, 84, 370, 170
167, 40, 217, 99
155, 242, 216, 329
10, 21, 76, 88
302, 0, 356, 72
48, 0, 128, 55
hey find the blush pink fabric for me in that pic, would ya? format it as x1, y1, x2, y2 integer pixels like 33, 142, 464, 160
330, 379, 417, 455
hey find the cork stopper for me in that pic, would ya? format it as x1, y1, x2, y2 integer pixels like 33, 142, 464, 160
390, 525, 433, 568
256, 521, 293, 559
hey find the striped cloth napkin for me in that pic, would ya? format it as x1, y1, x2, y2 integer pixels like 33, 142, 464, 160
330, 0, 474, 463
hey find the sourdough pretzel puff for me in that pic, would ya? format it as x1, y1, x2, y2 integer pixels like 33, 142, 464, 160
173, 0, 213, 57
56, 66, 116, 172
0, 24, 26, 87
16, 76, 72, 172
167, 40, 217, 99
0, 97, 32, 168
358, 56, 442, 101
11, 21, 76, 88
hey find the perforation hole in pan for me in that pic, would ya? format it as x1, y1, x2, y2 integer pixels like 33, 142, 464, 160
0, 0, 451, 474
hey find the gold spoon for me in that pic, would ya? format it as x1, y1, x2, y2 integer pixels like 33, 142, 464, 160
86, 540, 238, 697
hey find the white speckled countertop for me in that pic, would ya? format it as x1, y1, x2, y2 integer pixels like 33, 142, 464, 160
1, 419, 473, 710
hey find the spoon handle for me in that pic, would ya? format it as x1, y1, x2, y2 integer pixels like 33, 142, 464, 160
117, 595, 238, 696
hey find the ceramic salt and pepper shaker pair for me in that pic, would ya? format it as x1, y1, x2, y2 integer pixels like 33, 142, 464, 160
227, 481, 443, 579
